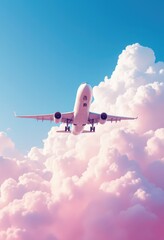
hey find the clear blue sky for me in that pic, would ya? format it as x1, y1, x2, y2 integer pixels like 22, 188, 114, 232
0, 0, 163, 152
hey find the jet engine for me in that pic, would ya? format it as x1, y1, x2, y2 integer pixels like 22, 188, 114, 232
54, 112, 62, 123
99, 112, 107, 124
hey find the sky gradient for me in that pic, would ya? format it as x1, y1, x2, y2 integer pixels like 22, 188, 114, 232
0, 0, 164, 151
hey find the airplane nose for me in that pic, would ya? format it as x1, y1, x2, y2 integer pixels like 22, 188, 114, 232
81, 82, 91, 88
83, 83, 92, 90
81, 82, 88, 85
77, 83, 92, 98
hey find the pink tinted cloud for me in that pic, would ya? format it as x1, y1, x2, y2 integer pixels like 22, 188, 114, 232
0, 43, 164, 240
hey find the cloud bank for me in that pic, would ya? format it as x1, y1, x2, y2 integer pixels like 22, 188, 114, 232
0, 43, 164, 240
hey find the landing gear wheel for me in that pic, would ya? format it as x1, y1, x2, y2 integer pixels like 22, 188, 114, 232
65, 126, 70, 132
90, 126, 95, 132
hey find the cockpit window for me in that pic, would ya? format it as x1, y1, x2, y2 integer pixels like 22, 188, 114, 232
83, 95, 87, 101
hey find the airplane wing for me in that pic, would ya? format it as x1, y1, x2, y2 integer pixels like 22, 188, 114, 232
15, 112, 74, 123
88, 112, 137, 124
60, 112, 74, 124
15, 113, 54, 121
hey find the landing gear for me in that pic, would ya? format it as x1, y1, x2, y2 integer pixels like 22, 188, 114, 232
90, 120, 95, 132
90, 126, 95, 132
65, 119, 71, 132
65, 126, 70, 132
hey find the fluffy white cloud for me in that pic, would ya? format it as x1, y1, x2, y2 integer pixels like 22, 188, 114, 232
0, 43, 164, 240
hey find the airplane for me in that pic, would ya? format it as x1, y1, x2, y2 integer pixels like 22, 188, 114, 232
15, 83, 137, 135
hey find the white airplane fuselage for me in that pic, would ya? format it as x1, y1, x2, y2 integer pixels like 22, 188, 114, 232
72, 83, 92, 134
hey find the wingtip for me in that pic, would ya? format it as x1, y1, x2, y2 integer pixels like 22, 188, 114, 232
13, 111, 17, 117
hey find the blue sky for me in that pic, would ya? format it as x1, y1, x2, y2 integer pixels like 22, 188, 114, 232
0, 0, 163, 152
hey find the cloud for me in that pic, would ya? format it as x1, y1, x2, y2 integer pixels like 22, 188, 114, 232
0, 43, 164, 240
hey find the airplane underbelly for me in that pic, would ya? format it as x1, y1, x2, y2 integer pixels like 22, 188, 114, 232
72, 125, 83, 135
74, 112, 88, 125
73, 108, 88, 134
72, 84, 92, 134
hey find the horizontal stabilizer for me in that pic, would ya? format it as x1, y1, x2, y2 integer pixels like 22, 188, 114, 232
56, 130, 94, 134
56, 130, 71, 133
82, 130, 94, 133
